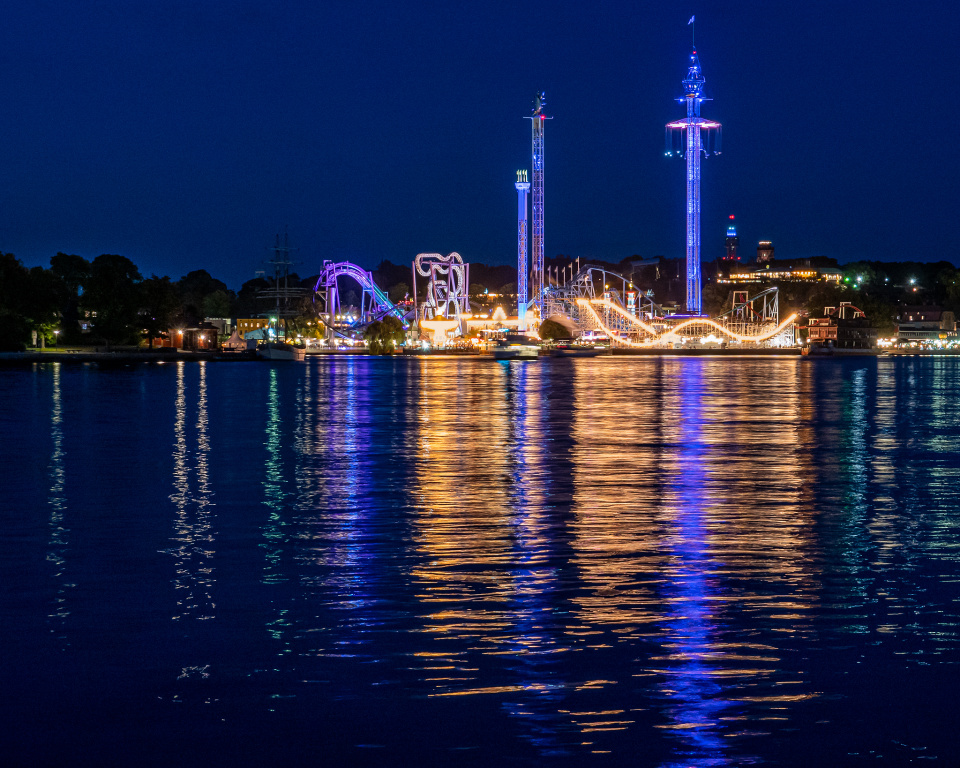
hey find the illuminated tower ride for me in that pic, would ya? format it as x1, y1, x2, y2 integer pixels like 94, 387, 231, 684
666, 40, 721, 316
515, 170, 531, 331
528, 92, 549, 316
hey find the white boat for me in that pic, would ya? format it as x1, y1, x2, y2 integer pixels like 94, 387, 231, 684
492, 335, 540, 360
257, 341, 306, 361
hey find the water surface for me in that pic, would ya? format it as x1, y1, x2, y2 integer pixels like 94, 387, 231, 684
3, 356, 960, 766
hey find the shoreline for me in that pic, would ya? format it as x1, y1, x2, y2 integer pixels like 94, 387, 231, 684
5, 347, 959, 366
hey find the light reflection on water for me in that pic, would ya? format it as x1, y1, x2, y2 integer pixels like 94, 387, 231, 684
46, 363, 70, 643
4, 356, 960, 765
169, 362, 215, 624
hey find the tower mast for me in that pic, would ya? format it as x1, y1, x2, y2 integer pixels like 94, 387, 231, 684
515, 170, 531, 332
529, 92, 549, 319
666, 44, 721, 316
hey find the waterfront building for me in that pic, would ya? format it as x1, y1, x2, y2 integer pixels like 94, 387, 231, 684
896, 306, 957, 345
237, 318, 270, 338
806, 302, 878, 349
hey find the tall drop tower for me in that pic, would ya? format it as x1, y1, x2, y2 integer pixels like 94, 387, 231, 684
515, 170, 531, 331
528, 92, 549, 316
666, 43, 721, 316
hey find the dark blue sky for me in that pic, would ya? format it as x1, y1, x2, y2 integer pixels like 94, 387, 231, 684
2, 0, 958, 290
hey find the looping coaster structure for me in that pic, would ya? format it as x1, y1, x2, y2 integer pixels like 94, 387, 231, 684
313, 260, 406, 338
543, 265, 796, 348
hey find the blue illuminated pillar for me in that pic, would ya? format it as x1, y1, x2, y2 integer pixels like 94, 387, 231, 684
686, 113, 701, 314
515, 170, 531, 332
529, 92, 549, 318
666, 48, 721, 317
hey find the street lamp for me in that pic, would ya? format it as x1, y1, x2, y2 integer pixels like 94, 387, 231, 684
54, 329, 60, 349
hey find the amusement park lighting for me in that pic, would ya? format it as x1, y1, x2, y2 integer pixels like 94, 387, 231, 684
420, 318, 460, 346
576, 298, 798, 346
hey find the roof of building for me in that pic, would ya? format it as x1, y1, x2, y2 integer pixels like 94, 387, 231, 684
899, 306, 945, 322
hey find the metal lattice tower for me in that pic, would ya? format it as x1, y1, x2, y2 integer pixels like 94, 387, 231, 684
666, 44, 721, 316
515, 170, 531, 331
529, 92, 549, 316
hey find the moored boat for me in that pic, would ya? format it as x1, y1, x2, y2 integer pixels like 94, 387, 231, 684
492, 335, 540, 360
548, 342, 611, 358
257, 341, 306, 361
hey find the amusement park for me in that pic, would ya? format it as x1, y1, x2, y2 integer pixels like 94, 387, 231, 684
246, 43, 805, 359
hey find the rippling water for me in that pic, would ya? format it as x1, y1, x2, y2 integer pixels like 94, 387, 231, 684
3, 356, 960, 766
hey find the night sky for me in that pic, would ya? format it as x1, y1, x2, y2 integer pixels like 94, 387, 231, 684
2, 1, 958, 290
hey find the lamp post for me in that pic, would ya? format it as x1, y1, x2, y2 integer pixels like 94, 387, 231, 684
54, 329, 60, 349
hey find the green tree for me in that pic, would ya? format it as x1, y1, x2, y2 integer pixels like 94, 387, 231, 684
388, 282, 410, 304
236, 277, 270, 317
938, 267, 960, 312
49, 253, 91, 343
50, 252, 91, 295
701, 283, 731, 317
843, 262, 880, 288
202, 289, 233, 319
83, 254, 143, 346
25, 266, 65, 346
177, 269, 230, 324
0, 253, 32, 350
285, 295, 321, 340
0, 256, 70, 349
363, 315, 405, 354
140, 275, 181, 349
538, 318, 572, 341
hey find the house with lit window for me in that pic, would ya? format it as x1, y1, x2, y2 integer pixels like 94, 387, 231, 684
720, 264, 843, 285
236, 318, 270, 338
805, 302, 877, 350
896, 306, 956, 345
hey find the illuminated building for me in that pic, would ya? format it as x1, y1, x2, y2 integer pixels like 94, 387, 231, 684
805, 303, 878, 349
757, 241, 775, 263
666, 44, 721, 316
896, 306, 957, 344
720, 266, 843, 285
515, 170, 531, 331
236, 318, 270, 338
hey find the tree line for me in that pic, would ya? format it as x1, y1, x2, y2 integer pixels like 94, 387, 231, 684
0, 252, 289, 351
4, 249, 959, 351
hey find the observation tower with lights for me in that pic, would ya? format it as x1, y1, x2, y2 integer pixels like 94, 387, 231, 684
515, 170, 531, 331
724, 215, 739, 262
528, 92, 549, 316
666, 31, 722, 316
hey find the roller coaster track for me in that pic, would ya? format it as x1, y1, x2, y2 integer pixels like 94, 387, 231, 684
576, 298, 798, 347
313, 261, 407, 336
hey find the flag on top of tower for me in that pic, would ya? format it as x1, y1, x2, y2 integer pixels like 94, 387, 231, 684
688, 15, 695, 24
